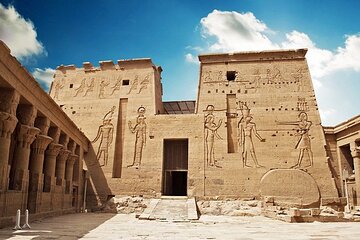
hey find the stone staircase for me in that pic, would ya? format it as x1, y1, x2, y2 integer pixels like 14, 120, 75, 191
139, 197, 198, 221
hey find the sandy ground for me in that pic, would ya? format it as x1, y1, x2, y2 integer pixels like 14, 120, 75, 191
0, 213, 359, 239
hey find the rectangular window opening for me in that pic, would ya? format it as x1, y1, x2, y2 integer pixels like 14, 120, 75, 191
122, 80, 130, 86
227, 71, 237, 81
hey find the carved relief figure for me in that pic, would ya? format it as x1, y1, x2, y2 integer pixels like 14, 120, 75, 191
53, 80, 64, 100
266, 67, 283, 84
128, 107, 147, 168
92, 106, 115, 166
138, 74, 150, 94
99, 80, 109, 99
204, 105, 222, 167
84, 78, 95, 96
277, 112, 313, 168
217, 71, 223, 82
238, 102, 265, 168
128, 75, 139, 94
74, 78, 86, 97
111, 76, 122, 95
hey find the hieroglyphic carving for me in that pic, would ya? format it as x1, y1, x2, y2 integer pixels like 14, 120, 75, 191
128, 107, 146, 168
238, 102, 265, 168
84, 78, 95, 96
53, 80, 64, 100
277, 112, 313, 168
99, 80, 109, 99
74, 78, 86, 97
204, 105, 222, 168
297, 97, 309, 111
203, 71, 211, 82
217, 71, 223, 82
266, 67, 283, 84
292, 68, 305, 91
92, 106, 115, 166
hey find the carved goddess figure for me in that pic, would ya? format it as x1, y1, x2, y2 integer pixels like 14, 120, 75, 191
92, 106, 115, 166
204, 105, 222, 167
277, 112, 313, 168
128, 107, 147, 168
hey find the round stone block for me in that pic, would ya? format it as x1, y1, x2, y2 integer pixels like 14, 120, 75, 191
260, 169, 320, 207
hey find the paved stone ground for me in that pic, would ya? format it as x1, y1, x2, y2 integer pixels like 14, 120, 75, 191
0, 213, 360, 239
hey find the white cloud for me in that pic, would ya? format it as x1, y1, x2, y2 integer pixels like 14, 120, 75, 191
0, 4, 45, 59
185, 53, 199, 64
319, 108, 337, 122
200, 10, 276, 52
32, 68, 55, 91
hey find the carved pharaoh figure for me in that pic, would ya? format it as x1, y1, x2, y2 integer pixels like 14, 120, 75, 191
238, 102, 265, 168
204, 105, 222, 167
111, 76, 122, 95
128, 107, 146, 168
92, 106, 115, 166
277, 111, 313, 168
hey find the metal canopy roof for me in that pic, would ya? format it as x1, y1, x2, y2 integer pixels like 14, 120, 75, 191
163, 101, 195, 114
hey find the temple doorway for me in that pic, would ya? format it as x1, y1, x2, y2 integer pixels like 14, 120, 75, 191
162, 139, 188, 196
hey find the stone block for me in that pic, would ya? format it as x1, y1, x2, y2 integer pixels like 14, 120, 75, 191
289, 208, 300, 217
260, 169, 320, 208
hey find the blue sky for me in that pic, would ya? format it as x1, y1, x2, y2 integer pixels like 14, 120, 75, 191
0, 0, 359, 126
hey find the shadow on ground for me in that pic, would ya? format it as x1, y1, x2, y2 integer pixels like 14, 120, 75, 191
0, 213, 116, 239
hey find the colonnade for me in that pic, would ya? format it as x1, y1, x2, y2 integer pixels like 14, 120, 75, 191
0, 88, 82, 217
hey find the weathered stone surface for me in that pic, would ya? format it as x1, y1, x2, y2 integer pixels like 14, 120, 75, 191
260, 169, 320, 207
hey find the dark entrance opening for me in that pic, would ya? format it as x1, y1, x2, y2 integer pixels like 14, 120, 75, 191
162, 139, 188, 196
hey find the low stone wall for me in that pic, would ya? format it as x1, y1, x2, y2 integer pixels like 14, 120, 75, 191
197, 199, 262, 216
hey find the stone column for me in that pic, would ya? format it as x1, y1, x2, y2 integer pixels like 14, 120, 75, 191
43, 143, 63, 192
0, 89, 19, 190
350, 143, 360, 206
27, 117, 53, 213
29, 117, 53, 190
56, 149, 71, 186
10, 105, 40, 191
65, 154, 78, 194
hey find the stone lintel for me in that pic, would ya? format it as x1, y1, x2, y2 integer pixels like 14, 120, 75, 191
199, 48, 308, 64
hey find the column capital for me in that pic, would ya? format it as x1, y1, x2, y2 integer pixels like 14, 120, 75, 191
45, 143, 63, 157
0, 112, 18, 139
17, 124, 40, 149
32, 134, 53, 154
67, 154, 79, 166
351, 146, 360, 159
58, 149, 71, 163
